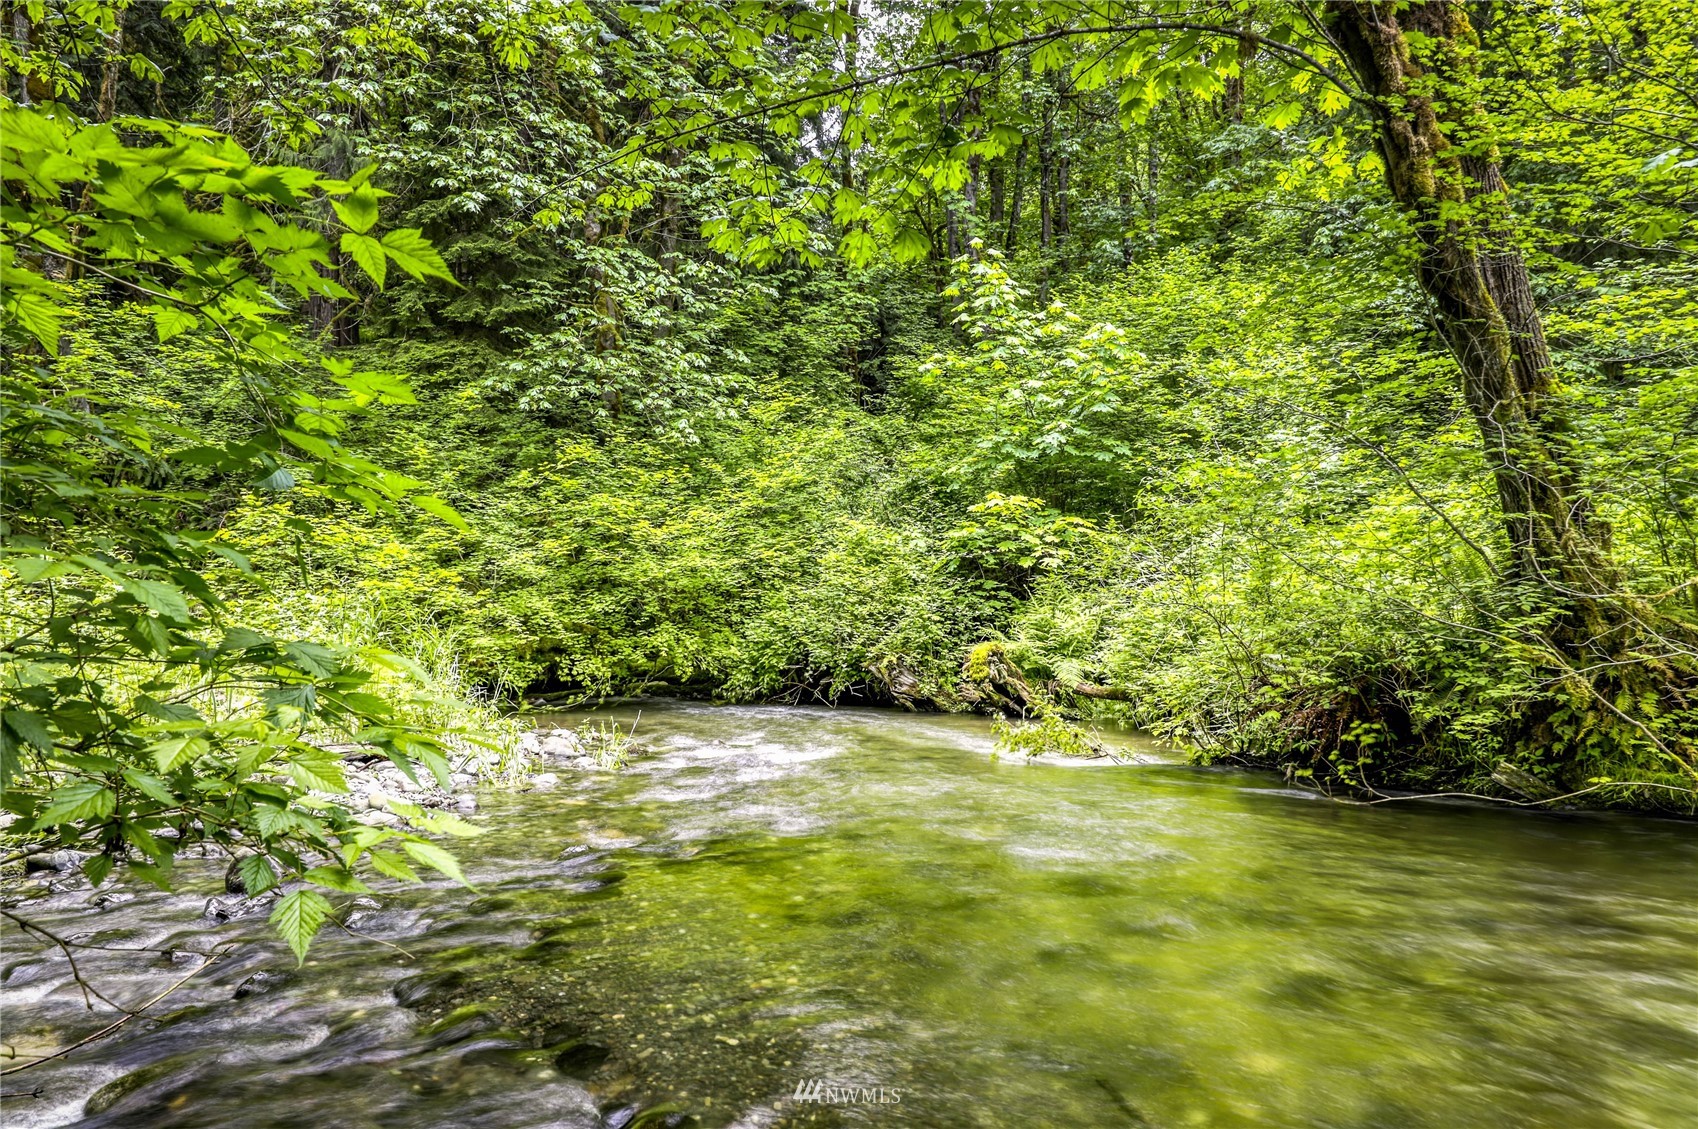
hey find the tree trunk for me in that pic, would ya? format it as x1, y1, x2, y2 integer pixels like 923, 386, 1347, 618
1054, 83, 1069, 241
1006, 57, 1032, 251
95, 8, 127, 122
1327, 2, 1621, 621
11, 7, 31, 105
964, 73, 982, 229
1118, 177, 1134, 268
1038, 103, 1054, 250
1055, 151, 1070, 238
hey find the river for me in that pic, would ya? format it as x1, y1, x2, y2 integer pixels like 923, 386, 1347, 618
3, 702, 1695, 1127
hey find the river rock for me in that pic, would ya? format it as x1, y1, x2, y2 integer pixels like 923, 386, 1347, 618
24, 848, 89, 874
232, 969, 294, 1000
83, 1060, 182, 1117
530, 772, 561, 789
454, 794, 478, 813
601, 1105, 641, 1129
357, 809, 401, 827
88, 889, 136, 909
393, 968, 466, 1009
422, 1003, 505, 1049
202, 891, 278, 923
551, 1038, 611, 1075
539, 733, 580, 758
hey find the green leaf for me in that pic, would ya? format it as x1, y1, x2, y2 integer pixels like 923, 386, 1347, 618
287, 751, 347, 793
890, 226, 931, 262
152, 304, 200, 342
0, 106, 69, 154
4, 289, 65, 351
270, 889, 333, 964
302, 865, 372, 893
1264, 101, 1304, 130
83, 853, 114, 886
119, 576, 194, 622
9, 556, 80, 583
407, 808, 481, 838
122, 767, 177, 804
412, 495, 469, 532
379, 228, 454, 282
150, 734, 209, 773
237, 853, 281, 896
282, 641, 341, 677
254, 804, 301, 839
121, 821, 173, 863
331, 185, 381, 234
340, 232, 387, 289
256, 467, 297, 492
37, 782, 117, 825
3, 708, 54, 752
366, 849, 420, 882
403, 839, 471, 887
0, 731, 20, 795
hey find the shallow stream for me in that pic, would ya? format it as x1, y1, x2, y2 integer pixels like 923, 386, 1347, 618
3, 703, 1695, 1127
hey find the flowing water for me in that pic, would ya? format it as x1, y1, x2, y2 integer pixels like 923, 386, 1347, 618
3, 702, 1695, 1128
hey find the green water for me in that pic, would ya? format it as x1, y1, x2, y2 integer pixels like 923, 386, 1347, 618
7, 702, 1696, 1128
449, 703, 1698, 1128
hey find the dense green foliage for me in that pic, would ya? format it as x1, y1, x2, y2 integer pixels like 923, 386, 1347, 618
0, 98, 494, 956
4, 0, 1696, 963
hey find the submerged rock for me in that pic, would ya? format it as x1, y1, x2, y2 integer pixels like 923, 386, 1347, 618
392, 968, 467, 1009
201, 891, 277, 923
83, 1059, 185, 1116
551, 1039, 611, 1076
88, 889, 136, 909
233, 970, 288, 999
422, 1003, 506, 1049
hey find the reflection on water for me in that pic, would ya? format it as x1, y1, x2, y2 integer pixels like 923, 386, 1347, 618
3, 702, 1695, 1128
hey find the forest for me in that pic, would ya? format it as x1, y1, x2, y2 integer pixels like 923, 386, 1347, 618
1, 3, 1696, 1125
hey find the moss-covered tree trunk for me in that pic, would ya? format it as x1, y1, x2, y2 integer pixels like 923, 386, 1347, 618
1326, 1, 1619, 636
1326, 1, 1695, 786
